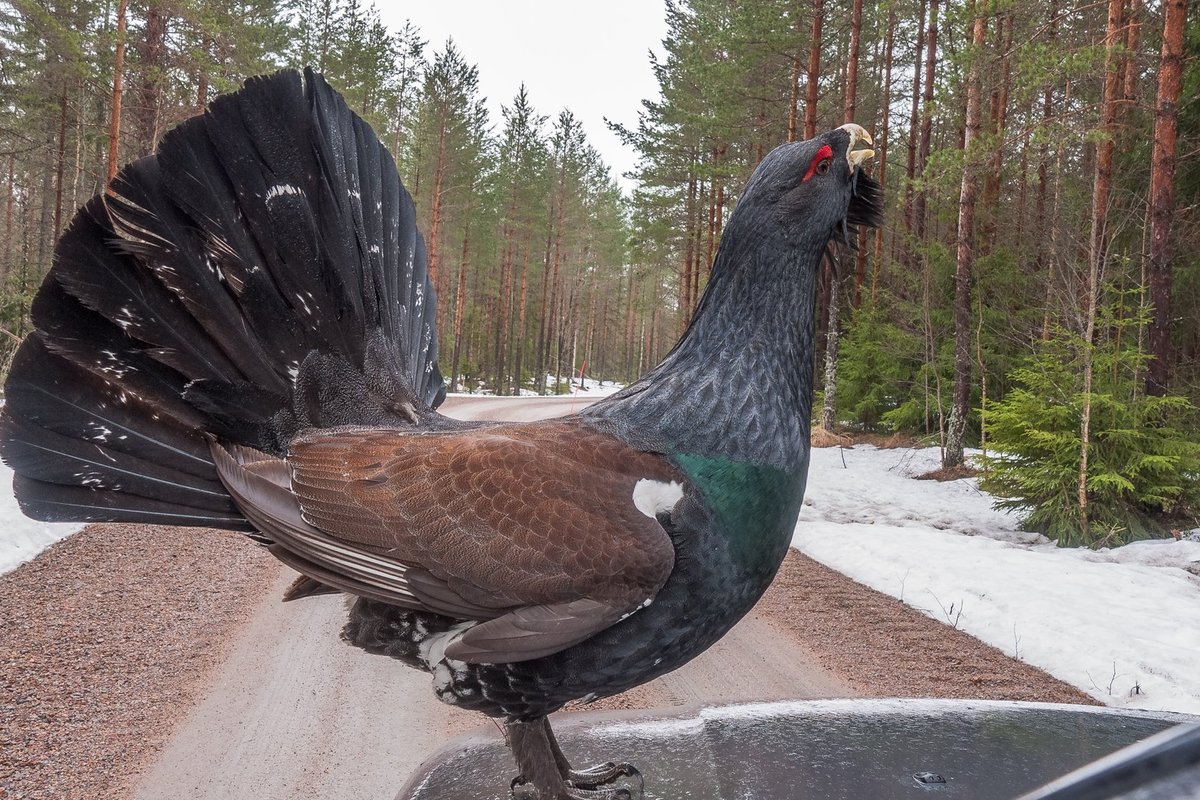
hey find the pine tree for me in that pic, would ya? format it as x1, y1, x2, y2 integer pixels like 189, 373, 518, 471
981, 295, 1200, 547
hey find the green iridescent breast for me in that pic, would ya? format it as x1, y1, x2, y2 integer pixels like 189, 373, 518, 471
672, 452, 808, 576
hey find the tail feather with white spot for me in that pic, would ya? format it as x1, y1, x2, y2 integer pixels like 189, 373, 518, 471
0, 69, 443, 529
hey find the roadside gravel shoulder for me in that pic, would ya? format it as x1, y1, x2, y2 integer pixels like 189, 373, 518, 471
762, 550, 1098, 705
0, 524, 278, 800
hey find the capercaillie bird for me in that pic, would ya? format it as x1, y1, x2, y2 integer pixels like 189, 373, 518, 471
0, 69, 880, 799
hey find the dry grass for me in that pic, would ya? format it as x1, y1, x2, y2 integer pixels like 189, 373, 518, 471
811, 427, 920, 450
810, 425, 852, 448
916, 463, 982, 482
855, 431, 922, 449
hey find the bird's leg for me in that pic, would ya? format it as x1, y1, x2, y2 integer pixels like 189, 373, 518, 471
507, 718, 642, 800
541, 717, 642, 790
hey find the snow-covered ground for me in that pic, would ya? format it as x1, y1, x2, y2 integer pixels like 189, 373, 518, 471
796, 445, 1200, 715
0, 461, 83, 574
563, 380, 626, 398
453, 377, 626, 398
2, 440, 1197, 716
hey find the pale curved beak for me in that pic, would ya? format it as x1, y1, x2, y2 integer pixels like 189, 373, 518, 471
838, 123, 875, 170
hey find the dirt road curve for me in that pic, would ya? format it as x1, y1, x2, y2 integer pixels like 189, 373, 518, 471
129, 570, 856, 800
0, 396, 1094, 800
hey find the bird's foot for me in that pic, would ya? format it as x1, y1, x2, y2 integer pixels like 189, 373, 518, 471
508, 717, 644, 800
567, 761, 641, 790
510, 765, 643, 799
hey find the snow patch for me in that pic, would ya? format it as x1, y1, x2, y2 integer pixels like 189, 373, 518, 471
0, 461, 84, 575
794, 445, 1200, 715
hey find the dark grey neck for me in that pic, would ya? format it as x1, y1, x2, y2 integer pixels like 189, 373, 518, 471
585, 217, 827, 471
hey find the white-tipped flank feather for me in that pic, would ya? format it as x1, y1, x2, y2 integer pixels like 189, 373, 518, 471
632, 479, 683, 519
419, 620, 478, 668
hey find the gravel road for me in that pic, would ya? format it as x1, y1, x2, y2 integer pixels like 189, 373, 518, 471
0, 396, 1096, 800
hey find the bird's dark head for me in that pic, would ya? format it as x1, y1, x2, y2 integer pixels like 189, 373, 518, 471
590, 126, 884, 464
735, 124, 883, 247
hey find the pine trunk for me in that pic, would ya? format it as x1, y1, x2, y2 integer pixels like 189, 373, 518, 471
680, 155, 697, 334
537, 226, 553, 393
872, 10, 896, 303
196, 35, 211, 113
804, 0, 824, 140
106, 0, 128, 184
1123, 0, 1143, 107
788, 48, 802, 142
35, 164, 54, 274
427, 119, 448, 290
944, 5, 989, 470
913, 0, 940, 245
904, 0, 928, 240
2, 155, 14, 280
514, 237, 533, 395
982, 14, 1012, 251
582, 268, 600, 385
824, 0, 866, 426
1015, 92, 1031, 249
1034, 7, 1058, 279
843, 0, 862, 124
713, 145, 726, 248
135, 6, 166, 154
53, 87, 69, 237
648, 290, 659, 367
623, 272, 637, 383
70, 86, 86, 213
597, 298, 609, 380
495, 219, 515, 393
449, 216, 471, 393
1145, 0, 1188, 396
548, 178, 566, 393
495, 226, 514, 394
705, 151, 717, 270
844, 0, 866, 309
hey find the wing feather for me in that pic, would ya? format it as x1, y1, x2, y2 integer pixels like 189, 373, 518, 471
214, 418, 683, 662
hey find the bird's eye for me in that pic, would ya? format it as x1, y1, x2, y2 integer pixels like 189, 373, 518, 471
802, 145, 835, 182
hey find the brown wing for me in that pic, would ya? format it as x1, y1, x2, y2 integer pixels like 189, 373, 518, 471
210, 442, 451, 611
212, 419, 682, 663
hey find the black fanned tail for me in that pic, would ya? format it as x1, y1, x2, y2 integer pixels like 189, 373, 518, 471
1, 69, 443, 529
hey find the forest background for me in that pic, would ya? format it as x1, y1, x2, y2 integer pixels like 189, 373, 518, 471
1, 0, 1197, 545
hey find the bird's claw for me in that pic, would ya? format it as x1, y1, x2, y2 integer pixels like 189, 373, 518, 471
567, 761, 617, 781
510, 762, 644, 799
568, 761, 642, 792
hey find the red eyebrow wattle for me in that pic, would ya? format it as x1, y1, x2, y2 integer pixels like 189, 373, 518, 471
802, 145, 834, 182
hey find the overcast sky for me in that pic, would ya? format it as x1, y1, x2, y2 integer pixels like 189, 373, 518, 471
376, 1, 668, 192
